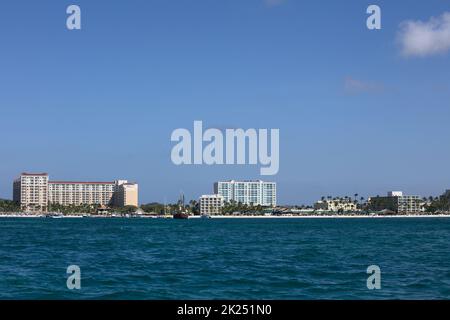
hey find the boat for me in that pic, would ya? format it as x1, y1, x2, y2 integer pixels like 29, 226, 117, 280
201, 214, 211, 219
46, 212, 63, 218
172, 192, 190, 219
173, 213, 189, 219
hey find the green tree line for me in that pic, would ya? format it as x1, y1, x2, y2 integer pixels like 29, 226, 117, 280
426, 193, 450, 212
0, 199, 20, 213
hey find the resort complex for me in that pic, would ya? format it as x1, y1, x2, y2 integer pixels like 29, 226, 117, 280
13, 173, 138, 212
367, 191, 423, 214
314, 198, 358, 212
2, 173, 450, 216
214, 180, 277, 207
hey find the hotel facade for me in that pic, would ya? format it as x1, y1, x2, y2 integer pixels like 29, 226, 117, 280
368, 191, 424, 214
214, 180, 277, 207
314, 198, 358, 212
13, 173, 49, 212
199, 194, 224, 215
14, 173, 138, 212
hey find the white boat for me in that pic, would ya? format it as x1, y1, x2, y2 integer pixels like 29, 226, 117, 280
47, 212, 64, 218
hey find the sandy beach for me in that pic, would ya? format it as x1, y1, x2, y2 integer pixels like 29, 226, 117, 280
196, 214, 450, 219
2, 213, 450, 219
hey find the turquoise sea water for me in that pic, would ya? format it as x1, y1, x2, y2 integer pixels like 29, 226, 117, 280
0, 217, 449, 299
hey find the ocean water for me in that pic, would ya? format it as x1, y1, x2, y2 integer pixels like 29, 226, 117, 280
0, 217, 449, 300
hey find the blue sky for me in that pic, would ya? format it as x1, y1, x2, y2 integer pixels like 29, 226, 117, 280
1, 0, 450, 204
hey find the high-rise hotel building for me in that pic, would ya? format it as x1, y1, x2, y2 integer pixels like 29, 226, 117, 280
48, 181, 116, 207
113, 181, 139, 208
214, 180, 277, 207
13, 173, 49, 212
13, 173, 138, 212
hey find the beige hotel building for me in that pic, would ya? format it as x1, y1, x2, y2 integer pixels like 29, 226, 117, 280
199, 194, 224, 216
13, 173, 49, 212
14, 173, 138, 212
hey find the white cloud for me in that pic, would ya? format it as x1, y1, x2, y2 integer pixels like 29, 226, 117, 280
397, 12, 450, 57
264, 0, 286, 7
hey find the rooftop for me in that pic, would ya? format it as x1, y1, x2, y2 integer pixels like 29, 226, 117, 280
218, 180, 275, 183
49, 181, 114, 185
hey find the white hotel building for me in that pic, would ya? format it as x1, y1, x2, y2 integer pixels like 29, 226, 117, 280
49, 181, 116, 207
13, 173, 49, 212
199, 194, 224, 215
14, 173, 138, 212
214, 180, 277, 207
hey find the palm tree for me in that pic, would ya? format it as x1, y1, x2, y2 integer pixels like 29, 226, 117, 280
360, 197, 365, 208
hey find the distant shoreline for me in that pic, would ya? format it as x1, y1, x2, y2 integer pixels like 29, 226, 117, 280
194, 214, 450, 219
1, 213, 450, 219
